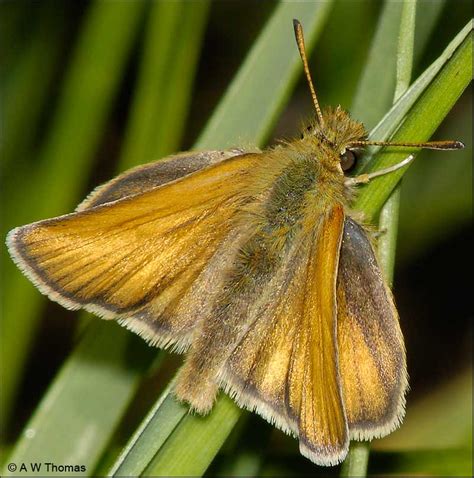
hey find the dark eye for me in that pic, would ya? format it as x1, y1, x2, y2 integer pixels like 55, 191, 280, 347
340, 150, 356, 171
300, 125, 314, 139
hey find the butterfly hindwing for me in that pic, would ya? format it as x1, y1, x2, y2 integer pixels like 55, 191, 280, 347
7, 150, 255, 351
336, 217, 408, 440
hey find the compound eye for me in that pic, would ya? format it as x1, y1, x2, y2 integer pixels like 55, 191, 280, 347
300, 125, 314, 139
340, 149, 356, 171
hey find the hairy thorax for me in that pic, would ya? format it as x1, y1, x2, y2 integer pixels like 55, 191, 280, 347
233, 140, 347, 289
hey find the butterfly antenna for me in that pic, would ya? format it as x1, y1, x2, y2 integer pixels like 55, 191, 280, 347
293, 19, 325, 128
349, 139, 464, 150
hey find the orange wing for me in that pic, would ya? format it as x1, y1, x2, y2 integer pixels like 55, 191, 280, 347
216, 204, 348, 466
337, 217, 408, 440
7, 151, 255, 351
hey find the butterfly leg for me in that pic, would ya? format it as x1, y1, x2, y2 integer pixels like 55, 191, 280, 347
344, 154, 414, 187
368, 227, 387, 239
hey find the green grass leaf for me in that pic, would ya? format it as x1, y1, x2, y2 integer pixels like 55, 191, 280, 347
2, 323, 154, 476
196, 1, 333, 149
350, 0, 403, 129
118, 0, 211, 170
354, 22, 472, 219
1, 2, 70, 174
397, 101, 472, 262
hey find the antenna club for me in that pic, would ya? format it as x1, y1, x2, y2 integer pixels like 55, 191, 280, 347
348, 139, 465, 151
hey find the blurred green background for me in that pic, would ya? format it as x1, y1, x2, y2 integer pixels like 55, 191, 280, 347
0, 1, 472, 476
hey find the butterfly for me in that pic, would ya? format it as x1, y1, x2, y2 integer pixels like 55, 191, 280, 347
6, 19, 463, 466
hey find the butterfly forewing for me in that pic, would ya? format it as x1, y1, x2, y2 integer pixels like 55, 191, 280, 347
7, 151, 255, 351
286, 204, 348, 465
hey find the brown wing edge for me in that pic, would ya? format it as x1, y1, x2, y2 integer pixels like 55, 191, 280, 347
337, 217, 409, 442
219, 378, 348, 465
7, 222, 85, 312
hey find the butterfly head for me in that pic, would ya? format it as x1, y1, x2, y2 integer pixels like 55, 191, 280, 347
301, 106, 367, 173
294, 19, 464, 177
293, 21, 368, 174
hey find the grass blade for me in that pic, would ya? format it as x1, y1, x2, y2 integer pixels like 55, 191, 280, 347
0, 2, 70, 174
394, 0, 417, 100
355, 24, 472, 219
340, 442, 371, 478
118, 0, 210, 171
356, 19, 472, 172
196, 1, 333, 149
2, 323, 154, 476
143, 395, 241, 477
350, 0, 402, 128
377, 0, 417, 288
397, 101, 472, 262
